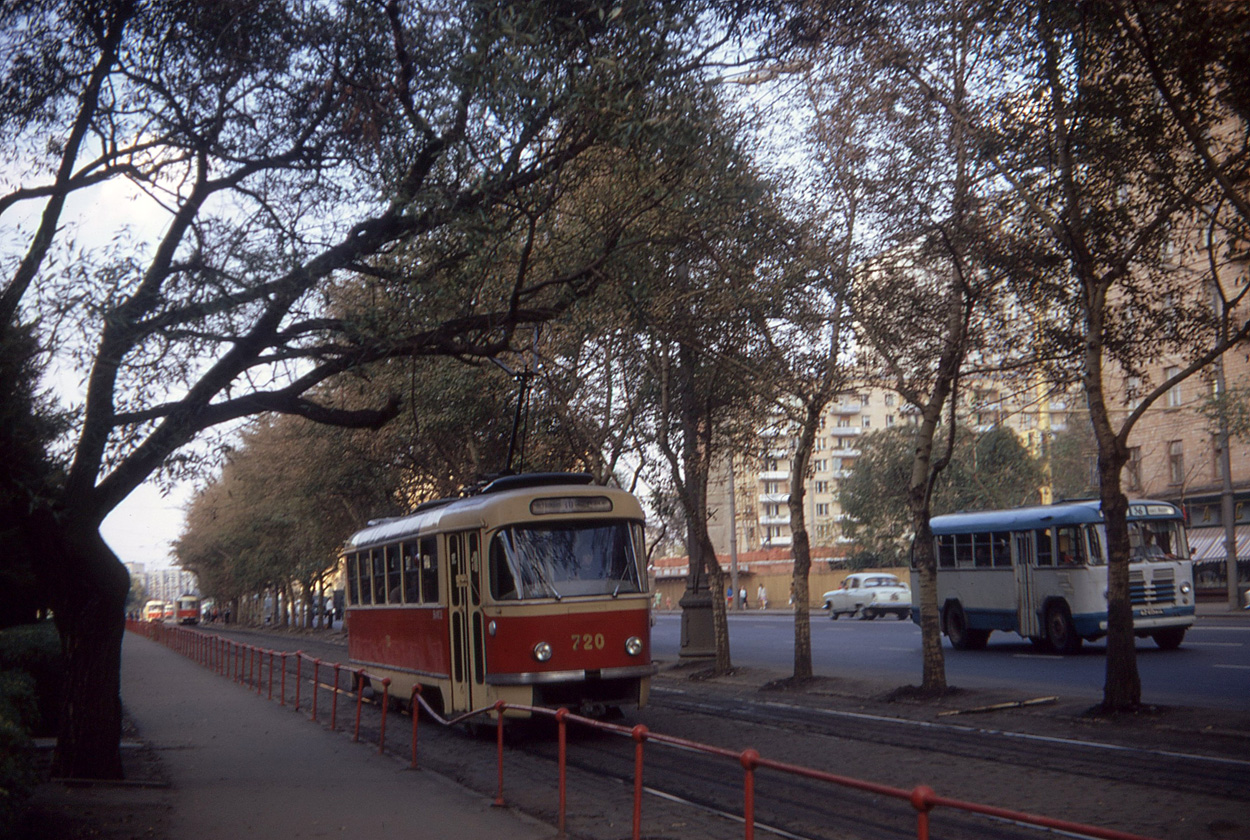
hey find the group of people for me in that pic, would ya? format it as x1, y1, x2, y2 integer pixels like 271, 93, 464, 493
725, 584, 769, 609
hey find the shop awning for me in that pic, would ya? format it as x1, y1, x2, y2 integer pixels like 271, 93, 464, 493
1186, 525, 1250, 564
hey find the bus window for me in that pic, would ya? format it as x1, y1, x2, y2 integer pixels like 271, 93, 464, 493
358, 552, 373, 605
1056, 526, 1084, 566
1085, 527, 1105, 565
420, 536, 439, 604
402, 542, 420, 603
955, 533, 974, 567
937, 534, 956, 568
372, 549, 387, 604
991, 532, 1012, 567
386, 544, 402, 603
1035, 529, 1054, 567
973, 533, 992, 567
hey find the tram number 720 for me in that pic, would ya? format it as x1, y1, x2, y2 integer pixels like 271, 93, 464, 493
572, 633, 606, 651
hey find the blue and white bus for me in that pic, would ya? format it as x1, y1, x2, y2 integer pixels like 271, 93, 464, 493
917, 499, 1195, 653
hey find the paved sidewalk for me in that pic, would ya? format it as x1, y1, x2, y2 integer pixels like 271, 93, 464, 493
119, 632, 557, 839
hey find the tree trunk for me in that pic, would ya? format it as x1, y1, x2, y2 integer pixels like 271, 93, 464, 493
42, 517, 130, 779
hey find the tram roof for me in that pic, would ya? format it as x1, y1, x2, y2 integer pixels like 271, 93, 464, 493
343, 475, 644, 551
930, 499, 1182, 534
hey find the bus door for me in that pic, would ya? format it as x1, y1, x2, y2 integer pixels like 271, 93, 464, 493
1013, 532, 1041, 638
446, 531, 487, 713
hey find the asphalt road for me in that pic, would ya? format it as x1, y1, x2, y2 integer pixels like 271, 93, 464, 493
651, 610, 1250, 711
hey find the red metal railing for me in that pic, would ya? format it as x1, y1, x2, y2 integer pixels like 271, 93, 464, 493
126, 619, 1159, 840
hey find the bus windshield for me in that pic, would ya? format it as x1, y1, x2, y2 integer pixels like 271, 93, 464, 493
1128, 519, 1187, 561
490, 520, 642, 600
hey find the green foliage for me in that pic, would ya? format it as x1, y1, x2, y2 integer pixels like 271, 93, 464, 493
0, 670, 38, 838
0, 622, 64, 737
0, 623, 58, 836
840, 425, 1042, 555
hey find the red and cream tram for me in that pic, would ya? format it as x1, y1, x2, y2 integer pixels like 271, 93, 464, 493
174, 594, 201, 625
342, 473, 653, 718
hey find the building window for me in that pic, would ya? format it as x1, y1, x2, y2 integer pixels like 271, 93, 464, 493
814, 480, 829, 493
812, 459, 826, 472
1165, 366, 1182, 407
858, 393, 870, 405
1126, 375, 1142, 409
886, 414, 895, 426
1168, 440, 1184, 485
816, 503, 830, 516
884, 393, 895, 407
1125, 446, 1142, 491
836, 417, 851, 428
862, 417, 871, 428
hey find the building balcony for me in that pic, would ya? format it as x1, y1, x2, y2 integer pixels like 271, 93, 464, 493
758, 470, 789, 481
762, 535, 793, 547
759, 514, 790, 526
758, 493, 788, 504
829, 427, 862, 437
829, 403, 862, 414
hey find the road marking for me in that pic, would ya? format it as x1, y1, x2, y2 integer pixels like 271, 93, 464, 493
1213, 664, 1250, 671
1012, 653, 1064, 660
1185, 641, 1243, 647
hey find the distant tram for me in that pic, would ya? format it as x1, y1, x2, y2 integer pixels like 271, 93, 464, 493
174, 594, 201, 625
920, 499, 1195, 653
342, 474, 653, 718
143, 600, 165, 622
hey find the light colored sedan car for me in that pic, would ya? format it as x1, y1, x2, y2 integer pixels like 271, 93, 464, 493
822, 573, 912, 620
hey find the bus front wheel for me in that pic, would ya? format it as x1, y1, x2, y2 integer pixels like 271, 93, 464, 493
1151, 626, 1186, 650
1045, 602, 1082, 655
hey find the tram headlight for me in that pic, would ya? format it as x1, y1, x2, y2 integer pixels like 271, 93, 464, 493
533, 641, 553, 662
625, 636, 644, 656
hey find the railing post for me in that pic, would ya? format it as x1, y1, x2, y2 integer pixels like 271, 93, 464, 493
910, 785, 936, 840
741, 748, 760, 840
309, 659, 319, 720
632, 724, 649, 840
410, 685, 422, 769
331, 664, 341, 731
556, 708, 568, 836
267, 650, 275, 700
293, 653, 302, 711
353, 669, 366, 742
280, 652, 288, 705
493, 700, 507, 807
379, 678, 392, 754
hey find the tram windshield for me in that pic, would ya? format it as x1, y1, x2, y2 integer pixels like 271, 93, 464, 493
489, 520, 643, 600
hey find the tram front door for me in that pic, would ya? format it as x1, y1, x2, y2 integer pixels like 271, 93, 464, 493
447, 531, 487, 714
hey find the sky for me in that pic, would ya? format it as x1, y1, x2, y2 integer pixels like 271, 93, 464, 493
100, 481, 191, 572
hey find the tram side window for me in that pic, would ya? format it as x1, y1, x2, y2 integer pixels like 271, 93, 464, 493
345, 553, 359, 605
359, 552, 373, 605
489, 534, 519, 600
420, 536, 439, 604
403, 542, 420, 603
386, 543, 402, 603
372, 549, 387, 604
1035, 529, 1054, 567
937, 534, 956, 568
